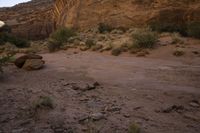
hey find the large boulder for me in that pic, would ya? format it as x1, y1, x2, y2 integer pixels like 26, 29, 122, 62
22, 59, 45, 71
15, 54, 43, 68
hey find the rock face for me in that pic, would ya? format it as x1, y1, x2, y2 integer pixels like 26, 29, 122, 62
0, 0, 55, 40
0, 0, 200, 40
53, 0, 200, 30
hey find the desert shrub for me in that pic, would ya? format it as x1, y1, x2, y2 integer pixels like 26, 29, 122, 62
187, 22, 200, 39
0, 53, 14, 72
0, 33, 29, 48
0, 25, 11, 33
33, 96, 54, 110
111, 48, 121, 56
132, 28, 158, 48
50, 27, 76, 44
171, 33, 184, 44
85, 39, 96, 48
128, 123, 140, 133
150, 22, 187, 36
134, 0, 154, 4
98, 23, 113, 33
173, 49, 185, 56
91, 44, 103, 51
130, 48, 141, 54
47, 39, 62, 52
151, 22, 200, 39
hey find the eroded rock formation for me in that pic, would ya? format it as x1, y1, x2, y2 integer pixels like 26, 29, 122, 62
0, 0, 200, 40
54, 0, 200, 30
0, 0, 55, 40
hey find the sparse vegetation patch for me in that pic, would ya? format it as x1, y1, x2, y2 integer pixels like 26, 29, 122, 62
50, 27, 76, 44
171, 33, 184, 44
132, 28, 158, 48
128, 123, 140, 133
0, 33, 29, 48
111, 48, 122, 56
98, 23, 113, 33
48, 27, 76, 52
0, 53, 14, 72
187, 22, 200, 39
33, 96, 54, 110
173, 49, 185, 56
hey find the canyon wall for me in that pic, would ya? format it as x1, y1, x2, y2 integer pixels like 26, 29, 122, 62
0, 0, 55, 40
0, 0, 200, 40
54, 0, 200, 31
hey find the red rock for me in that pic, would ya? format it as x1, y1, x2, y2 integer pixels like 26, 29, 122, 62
14, 54, 43, 68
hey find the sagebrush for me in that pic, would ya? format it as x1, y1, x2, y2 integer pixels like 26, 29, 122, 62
132, 28, 158, 48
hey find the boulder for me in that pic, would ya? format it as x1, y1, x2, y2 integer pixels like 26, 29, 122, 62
15, 54, 43, 68
22, 59, 45, 71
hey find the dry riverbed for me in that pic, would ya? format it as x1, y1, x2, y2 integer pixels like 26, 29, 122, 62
0, 50, 200, 133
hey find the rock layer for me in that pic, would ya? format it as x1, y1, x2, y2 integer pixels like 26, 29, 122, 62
0, 0, 55, 40
53, 0, 200, 30
0, 0, 200, 40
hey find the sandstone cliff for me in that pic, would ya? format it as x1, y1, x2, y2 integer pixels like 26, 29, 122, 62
54, 0, 200, 31
0, 0, 55, 40
0, 0, 200, 40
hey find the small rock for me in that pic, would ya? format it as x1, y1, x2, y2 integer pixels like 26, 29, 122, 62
91, 44, 103, 51
78, 116, 89, 123
136, 51, 146, 57
93, 81, 100, 87
162, 105, 184, 113
12, 128, 25, 133
90, 113, 105, 121
79, 41, 86, 46
111, 29, 124, 34
134, 106, 143, 110
192, 51, 199, 55
184, 114, 199, 122
189, 100, 200, 108
106, 106, 121, 112
71, 83, 97, 91
79, 96, 89, 101
123, 114, 130, 118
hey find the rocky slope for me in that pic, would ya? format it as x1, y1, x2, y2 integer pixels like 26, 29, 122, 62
0, 0, 55, 40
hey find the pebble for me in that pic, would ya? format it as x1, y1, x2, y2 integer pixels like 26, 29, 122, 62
90, 113, 105, 121
189, 100, 200, 108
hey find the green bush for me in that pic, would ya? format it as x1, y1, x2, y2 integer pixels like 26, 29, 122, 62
50, 27, 76, 44
132, 28, 158, 48
187, 22, 200, 39
98, 23, 113, 33
0, 33, 29, 48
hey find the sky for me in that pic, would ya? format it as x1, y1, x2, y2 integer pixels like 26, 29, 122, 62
0, 0, 30, 7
